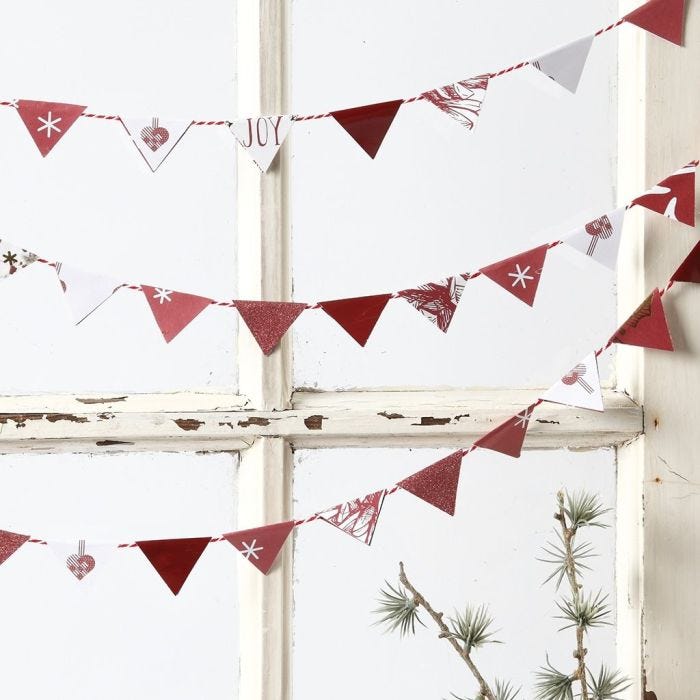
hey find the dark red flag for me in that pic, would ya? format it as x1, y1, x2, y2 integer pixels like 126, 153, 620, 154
17, 100, 86, 156
480, 244, 549, 307
0, 529, 30, 566
623, 0, 686, 46
136, 537, 211, 595
223, 521, 295, 575
331, 100, 402, 158
235, 301, 306, 355
398, 451, 463, 516
141, 286, 212, 343
611, 289, 674, 351
475, 405, 536, 458
319, 293, 392, 346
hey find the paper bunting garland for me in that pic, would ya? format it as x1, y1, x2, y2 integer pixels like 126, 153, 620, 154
0, 529, 29, 566
136, 537, 211, 595
331, 100, 403, 159
0, 239, 37, 278
611, 288, 674, 351
672, 241, 700, 284
229, 115, 292, 172
632, 162, 696, 226
542, 353, 604, 412
224, 521, 295, 575
121, 117, 193, 171
320, 490, 386, 545
480, 244, 549, 307
531, 36, 594, 93
565, 207, 626, 269
17, 100, 86, 156
398, 451, 463, 516
141, 286, 213, 343
475, 405, 536, 458
623, 0, 686, 46
235, 301, 307, 355
48, 539, 115, 583
55, 263, 120, 324
421, 75, 489, 130
319, 293, 393, 346
398, 276, 467, 332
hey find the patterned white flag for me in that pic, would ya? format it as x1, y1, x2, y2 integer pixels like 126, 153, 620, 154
531, 35, 594, 93
564, 207, 626, 270
121, 117, 193, 171
229, 115, 292, 172
47, 539, 117, 587
0, 239, 37, 278
542, 352, 604, 412
55, 263, 120, 324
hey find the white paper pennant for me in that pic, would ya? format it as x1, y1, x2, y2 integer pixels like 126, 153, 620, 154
47, 539, 117, 587
121, 117, 193, 172
55, 262, 120, 324
531, 35, 594, 93
542, 352, 604, 412
229, 115, 292, 172
0, 239, 37, 278
564, 207, 626, 270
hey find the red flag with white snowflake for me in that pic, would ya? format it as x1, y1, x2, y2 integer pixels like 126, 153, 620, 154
331, 100, 402, 159
320, 490, 385, 545
672, 241, 700, 284
480, 244, 549, 307
319, 293, 393, 346
421, 75, 489, 130
0, 529, 29, 566
0, 239, 37, 278
398, 451, 463, 516
223, 521, 295, 575
141, 285, 213, 343
475, 404, 537, 458
632, 162, 696, 226
235, 300, 306, 355
623, 0, 686, 45
611, 288, 674, 351
16, 100, 86, 156
398, 276, 467, 332
136, 536, 210, 595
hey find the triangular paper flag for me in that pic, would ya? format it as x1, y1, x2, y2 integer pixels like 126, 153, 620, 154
331, 100, 402, 159
141, 285, 212, 343
611, 288, 674, 351
17, 100, 86, 156
398, 451, 463, 516
223, 521, 295, 575
319, 293, 392, 346
121, 117, 193, 172
398, 276, 466, 332
475, 404, 537, 458
531, 36, 594, 93
542, 353, 604, 411
47, 539, 116, 584
480, 244, 549, 307
320, 490, 385, 546
421, 74, 490, 130
623, 0, 685, 45
235, 300, 306, 355
136, 537, 210, 595
229, 115, 292, 172
0, 239, 37, 279
672, 241, 700, 283
632, 162, 696, 226
564, 207, 626, 269
0, 529, 30, 566
55, 263, 120, 324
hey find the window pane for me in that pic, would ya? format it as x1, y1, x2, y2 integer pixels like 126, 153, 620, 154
293, 447, 616, 698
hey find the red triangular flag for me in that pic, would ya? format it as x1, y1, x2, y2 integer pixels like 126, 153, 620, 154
623, 0, 685, 45
611, 288, 674, 351
475, 404, 537, 458
331, 100, 403, 159
17, 100, 86, 156
480, 244, 549, 307
398, 451, 463, 515
319, 293, 392, 346
672, 241, 700, 283
320, 490, 385, 545
632, 162, 695, 226
0, 529, 30, 565
398, 276, 466, 332
136, 537, 210, 595
235, 301, 306, 355
141, 285, 212, 343
223, 521, 295, 575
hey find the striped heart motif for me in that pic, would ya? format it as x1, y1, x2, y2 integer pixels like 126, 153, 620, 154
66, 540, 96, 580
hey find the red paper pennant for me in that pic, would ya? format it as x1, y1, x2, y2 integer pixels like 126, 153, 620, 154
398, 276, 466, 332
475, 404, 536, 458
321, 490, 385, 545
0, 529, 30, 566
331, 100, 403, 159
223, 521, 295, 575
479, 244, 549, 307
632, 162, 695, 226
319, 293, 393, 346
611, 288, 674, 351
672, 241, 700, 283
136, 537, 210, 595
623, 0, 685, 45
235, 301, 306, 355
17, 100, 86, 156
398, 451, 463, 516
141, 285, 212, 343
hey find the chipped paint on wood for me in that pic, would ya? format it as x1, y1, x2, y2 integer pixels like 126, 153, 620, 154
412, 416, 451, 426
304, 415, 325, 430
238, 417, 272, 428
96, 440, 135, 446
76, 396, 128, 405
173, 418, 204, 431
378, 411, 404, 419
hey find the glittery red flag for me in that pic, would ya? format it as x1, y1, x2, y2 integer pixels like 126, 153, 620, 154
0, 529, 30, 566
623, 0, 686, 46
611, 288, 674, 351
672, 241, 700, 284
398, 451, 463, 516
141, 285, 212, 343
475, 404, 537, 458
632, 162, 696, 226
480, 244, 549, 307
319, 293, 393, 346
320, 490, 385, 545
136, 536, 210, 595
331, 100, 403, 159
235, 301, 306, 355
17, 100, 86, 156
223, 521, 295, 575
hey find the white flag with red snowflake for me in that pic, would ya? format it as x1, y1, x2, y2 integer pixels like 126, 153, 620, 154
421, 75, 490, 130
320, 490, 385, 545
541, 352, 604, 411
47, 539, 116, 586
531, 35, 594, 93
398, 276, 467, 332
564, 207, 626, 269
229, 115, 292, 172
0, 239, 37, 278
55, 263, 121, 325
121, 117, 193, 171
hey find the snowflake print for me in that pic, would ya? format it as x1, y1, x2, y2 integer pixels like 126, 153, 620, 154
514, 407, 533, 429
37, 111, 62, 138
508, 264, 534, 289
2, 252, 17, 266
240, 539, 263, 560
153, 288, 173, 304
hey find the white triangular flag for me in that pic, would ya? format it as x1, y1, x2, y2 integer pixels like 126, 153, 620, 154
121, 116, 192, 172
0, 239, 37, 278
229, 115, 292, 172
564, 207, 626, 270
55, 262, 120, 324
542, 352, 604, 412
531, 35, 594, 93
47, 539, 117, 587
